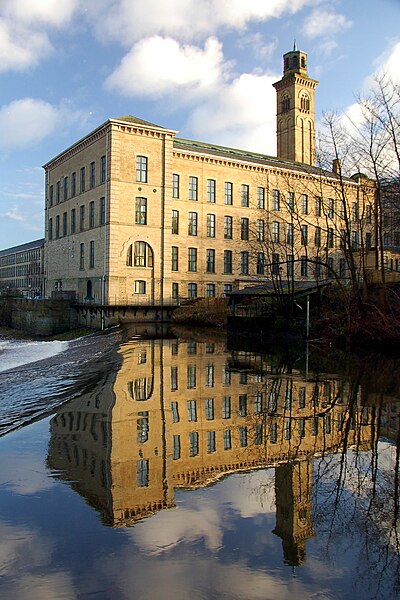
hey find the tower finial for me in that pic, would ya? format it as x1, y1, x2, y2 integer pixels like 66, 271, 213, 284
293, 39, 297, 51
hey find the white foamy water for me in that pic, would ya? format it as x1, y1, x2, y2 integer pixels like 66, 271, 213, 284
0, 338, 69, 373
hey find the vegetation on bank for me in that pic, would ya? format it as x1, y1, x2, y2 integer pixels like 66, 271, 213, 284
171, 298, 230, 328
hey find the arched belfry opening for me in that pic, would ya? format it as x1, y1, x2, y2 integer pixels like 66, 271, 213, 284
273, 47, 318, 165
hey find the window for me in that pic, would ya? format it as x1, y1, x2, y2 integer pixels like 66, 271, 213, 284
48, 218, 53, 241
171, 401, 180, 423
207, 179, 216, 203
187, 399, 197, 422
205, 398, 214, 420
100, 197, 106, 225
315, 196, 322, 216
351, 230, 359, 250
223, 429, 232, 450
62, 212, 68, 237
205, 364, 214, 387
188, 283, 197, 298
327, 227, 334, 248
254, 392, 263, 414
284, 419, 291, 440
240, 251, 249, 275
206, 249, 215, 273
188, 212, 198, 236
257, 219, 264, 242
134, 241, 148, 267
272, 253, 280, 276
257, 187, 265, 209
89, 201, 95, 228
100, 156, 106, 184
80, 204, 85, 231
173, 435, 181, 460
224, 284, 232, 296
366, 232, 372, 250
255, 424, 262, 445
189, 432, 199, 456
80, 167, 85, 193
55, 215, 60, 239
272, 189, 280, 211
71, 208, 76, 234
272, 221, 280, 243
207, 214, 216, 237
301, 194, 308, 214
301, 224, 308, 246
239, 426, 247, 447
241, 184, 249, 207
135, 197, 147, 225
287, 254, 294, 277
171, 246, 179, 271
136, 459, 149, 487
270, 422, 278, 443
56, 181, 60, 204
206, 283, 215, 297
328, 198, 334, 218
207, 431, 216, 453
287, 191, 294, 212
134, 280, 146, 294
298, 418, 305, 438
224, 215, 233, 239
189, 176, 198, 200
49, 185, 54, 207
188, 247, 197, 272
366, 204, 372, 224
239, 395, 247, 416
63, 176, 68, 201
257, 252, 264, 275
324, 414, 331, 434
90, 161, 95, 188
136, 156, 148, 183
172, 174, 179, 198
172, 209, 179, 234
89, 240, 95, 269
301, 256, 308, 277
299, 387, 306, 409
222, 396, 231, 419
287, 223, 294, 244
79, 243, 84, 270
315, 226, 321, 247
224, 250, 233, 274
171, 367, 178, 392
224, 182, 233, 205
241, 218, 249, 240
172, 282, 179, 299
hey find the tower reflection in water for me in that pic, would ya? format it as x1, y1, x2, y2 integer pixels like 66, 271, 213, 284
47, 335, 381, 567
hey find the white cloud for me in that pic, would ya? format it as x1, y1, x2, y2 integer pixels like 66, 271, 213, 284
0, 0, 78, 72
5, 207, 24, 222
303, 7, 352, 38
106, 36, 226, 98
187, 71, 278, 154
88, 0, 321, 46
0, 98, 87, 151
370, 40, 400, 85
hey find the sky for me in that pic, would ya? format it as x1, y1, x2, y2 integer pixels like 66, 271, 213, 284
1, 0, 400, 250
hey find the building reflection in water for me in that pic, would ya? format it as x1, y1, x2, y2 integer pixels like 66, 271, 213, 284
47, 335, 395, 566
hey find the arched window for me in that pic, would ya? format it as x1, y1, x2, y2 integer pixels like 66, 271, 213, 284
282, 96, 290, 113
301, 56, 306, 68
292, 55, 298, 68
300, 93, 310, 112
134, 241, 154, 267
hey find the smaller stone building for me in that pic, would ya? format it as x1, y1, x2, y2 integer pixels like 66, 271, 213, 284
0, 238, 44, 297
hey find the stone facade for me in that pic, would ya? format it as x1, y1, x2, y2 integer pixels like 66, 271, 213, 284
43, 49, 375, 306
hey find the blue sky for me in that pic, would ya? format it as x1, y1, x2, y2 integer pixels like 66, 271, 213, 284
1, 0, 400, 250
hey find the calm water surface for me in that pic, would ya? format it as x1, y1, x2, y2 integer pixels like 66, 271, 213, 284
0, 327, 399, 600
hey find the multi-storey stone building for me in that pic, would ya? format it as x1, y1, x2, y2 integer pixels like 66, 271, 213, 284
0, 238, 44, 297
43, 48, 375, 304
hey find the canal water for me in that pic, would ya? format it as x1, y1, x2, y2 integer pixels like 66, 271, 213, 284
0, 327, 399, 600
